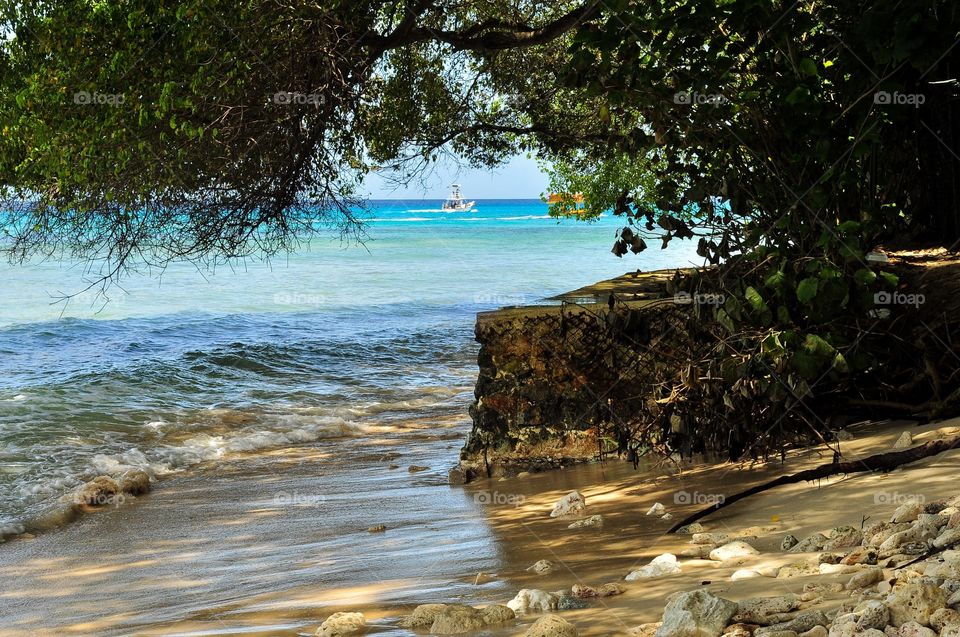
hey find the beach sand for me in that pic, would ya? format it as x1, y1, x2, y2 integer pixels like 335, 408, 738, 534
2, 417, 959, 636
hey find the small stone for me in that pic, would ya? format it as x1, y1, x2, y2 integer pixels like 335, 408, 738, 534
648, 503, 666, 516
891, 501, 926, 524
693, 533, 731, 545
824, 526, 863, 550
755, 610, 829, 635
408, 465, 429, 472
893, 431, 914, 449
663, 513, 675, 520
596, 583, 627, 597
315, 612, 365, 637
677, 523, 706, 534
399, 604, 447, 628
430, 605, 485, 634
886, 582, 947, 627
777, 563, 821, 579
725, 624, 756, 637
897, 621, 936, 637
734, 595, 802, 624
820, 563, 862, 575
731, 569, 764, 581
948, 512, 960, 530
710, 541, 760, 562
70, 476, 121, 507
846, 566, 884, 590
473, 572, 495, 585
367, 524, 386, 532
550, 491, 586, 518
929, 608, 960, 632
855, 600, 890, 630
568, 514, 603, 529
790, 533, 828, 553
628, 623, 663, 637
681, 545, 716, 558
781, 535, 800, 551
828, 622, 856, 637
524, 614, 578, 637
507, 589, 558, 614
571, 584, 598, 598
934, 528, 960, 549
654, 590, 738, 637
842, 547, 879, 565
556, 595, 588, 610
118, 469, 151, 496
626, 553, 681, 580
527, 559, 555, 574
798, 627, 827, 637
480, 604, 515, 625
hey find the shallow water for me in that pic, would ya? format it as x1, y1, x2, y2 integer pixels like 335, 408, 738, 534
0, 199, 698, 540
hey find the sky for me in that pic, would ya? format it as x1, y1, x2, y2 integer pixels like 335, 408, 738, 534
363, 154, 549, 200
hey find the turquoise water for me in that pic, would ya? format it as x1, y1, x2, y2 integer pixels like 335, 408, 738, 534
0, 199, 699, 537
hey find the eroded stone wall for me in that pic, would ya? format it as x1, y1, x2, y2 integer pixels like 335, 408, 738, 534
454, 300, 688, 482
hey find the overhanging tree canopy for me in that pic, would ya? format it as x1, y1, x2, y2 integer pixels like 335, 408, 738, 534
0, 0, 602, 279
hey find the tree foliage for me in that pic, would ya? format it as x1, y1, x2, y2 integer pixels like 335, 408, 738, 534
534, 0, 960, 458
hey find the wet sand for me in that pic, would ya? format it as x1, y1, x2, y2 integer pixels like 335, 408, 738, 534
3, 416, 960, 636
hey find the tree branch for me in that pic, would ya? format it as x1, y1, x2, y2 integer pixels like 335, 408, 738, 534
364, 0, 602, 52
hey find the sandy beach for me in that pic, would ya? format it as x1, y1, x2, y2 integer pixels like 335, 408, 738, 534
3, 416, 959, 636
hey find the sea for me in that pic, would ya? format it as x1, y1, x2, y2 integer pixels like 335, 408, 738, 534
0, 199, 699, 540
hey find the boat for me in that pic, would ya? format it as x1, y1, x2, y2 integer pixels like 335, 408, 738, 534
441, 184, 476, 211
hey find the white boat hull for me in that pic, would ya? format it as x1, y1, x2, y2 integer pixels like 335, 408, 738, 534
442, 201, 476, 212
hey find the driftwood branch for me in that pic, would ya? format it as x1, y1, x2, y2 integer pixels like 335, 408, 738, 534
667, 433, 960, 533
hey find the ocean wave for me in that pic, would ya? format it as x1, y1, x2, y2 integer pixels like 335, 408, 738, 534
497, 215, 551, 221
0, 411, 368, 541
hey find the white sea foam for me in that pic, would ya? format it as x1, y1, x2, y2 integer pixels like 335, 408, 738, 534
0, 412, 368, 541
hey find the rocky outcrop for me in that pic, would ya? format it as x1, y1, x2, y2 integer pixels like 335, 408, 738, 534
455, 271, 690, 482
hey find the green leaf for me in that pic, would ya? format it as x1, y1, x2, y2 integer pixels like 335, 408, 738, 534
799, 58, 819, 77
744, 286, 766, 312
796, 277, 819, 303
853, 268, 877, 286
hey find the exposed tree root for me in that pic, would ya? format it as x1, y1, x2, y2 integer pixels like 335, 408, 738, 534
667, 433, 960, 533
